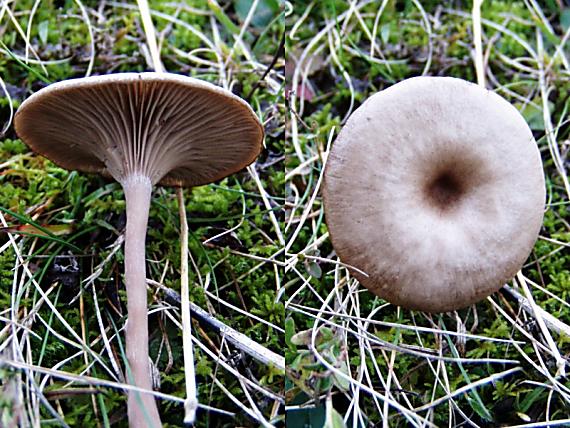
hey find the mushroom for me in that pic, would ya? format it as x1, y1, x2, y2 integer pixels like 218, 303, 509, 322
323, 76, 545, 313
14, 72, 264, 426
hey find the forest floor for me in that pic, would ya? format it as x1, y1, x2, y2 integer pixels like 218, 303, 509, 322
285, 0, 570, 426
0, 0, 284, 426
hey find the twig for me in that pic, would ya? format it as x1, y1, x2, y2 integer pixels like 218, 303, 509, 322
246, 32, 285, 101
413, 367, 522, 412
502, 284, 570, 338
511, 275, 567, 377
155, 281, 284, 371
0, 357, 233, 416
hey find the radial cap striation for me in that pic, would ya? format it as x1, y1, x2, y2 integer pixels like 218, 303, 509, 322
15, 73, 264, 187
323, 76, 545, 313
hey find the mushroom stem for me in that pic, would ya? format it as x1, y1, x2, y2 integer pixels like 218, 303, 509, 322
123, 175, 162, 428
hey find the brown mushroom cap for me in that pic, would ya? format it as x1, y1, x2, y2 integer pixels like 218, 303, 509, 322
323, 76, 545, 313
14, 72, 263, 187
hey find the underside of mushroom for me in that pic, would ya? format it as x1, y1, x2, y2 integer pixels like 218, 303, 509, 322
15, 73, 262, 187
15, 72, 264, 427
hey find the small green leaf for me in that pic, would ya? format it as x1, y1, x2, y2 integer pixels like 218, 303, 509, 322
318, 327, 333, 343
291, 329, 312, 346
234, 0, 280, 28
289, 353, 304, 371
517, 99, 554, 131
285, 317, 297, 349
39, 20, 49, 45
305, 260, 322, 278
380, 24, 390, 44
466, 394, 492, 421
562, 8, 570, 32
519, 386, 545, 412
303, 362, 324, 371
317, 375, 332, 392
332, 359, 350, 391
209, 0, 240, 35
324, 396, 346, 428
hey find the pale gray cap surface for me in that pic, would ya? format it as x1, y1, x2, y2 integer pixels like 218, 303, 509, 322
15, 72, 263, 187
323, 76, 545, 313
